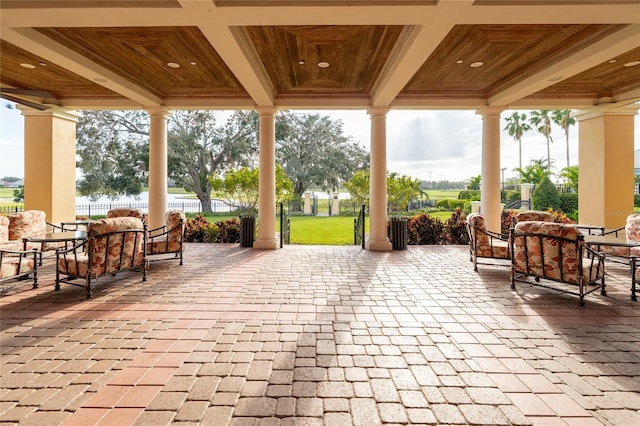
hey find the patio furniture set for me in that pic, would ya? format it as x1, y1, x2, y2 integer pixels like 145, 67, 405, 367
466, 210, 640, 306
0, 208, 185, 299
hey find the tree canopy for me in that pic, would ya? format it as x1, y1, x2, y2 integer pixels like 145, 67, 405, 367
210, 165, 293, 215
344, 168, 422, 212
276, 112, 369, 199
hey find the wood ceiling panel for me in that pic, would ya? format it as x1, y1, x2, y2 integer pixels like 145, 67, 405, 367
530, 46, 640, 99
0, 40, 120, 99
1, 1, 180, 9
401, 24, 628, 98
35, 26, 248, 99
245, 25, 404, 97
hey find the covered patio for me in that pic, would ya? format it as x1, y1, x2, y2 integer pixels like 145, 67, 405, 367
1, 244, 639, 425
1, 1, 639, 247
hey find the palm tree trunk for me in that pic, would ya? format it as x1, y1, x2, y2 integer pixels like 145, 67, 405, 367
518, 139, 522, 170
547, 137, 551, 172
565, 133, 570, 168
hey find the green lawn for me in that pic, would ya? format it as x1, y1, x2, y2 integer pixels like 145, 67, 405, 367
287, 216, 367, 245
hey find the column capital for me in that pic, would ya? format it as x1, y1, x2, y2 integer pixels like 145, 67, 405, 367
146, 107, 171, 118
573, 104, 639, 122
367, 107, 390, 118
256, 106, 278, 116
475, 107, 505, 119
18, 105, 81, 122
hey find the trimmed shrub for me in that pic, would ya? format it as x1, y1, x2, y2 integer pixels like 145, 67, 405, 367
558, 193, 578, 215
635, 194, 640, 207
506, 190, 520, 204
548, 208, 575, 224
448, 199, 466, 210
408, 213, 445, 245
443, 208, 469, 245
532, 176, 560, 211
435, 199, 450, 209
458, 190, 480, 200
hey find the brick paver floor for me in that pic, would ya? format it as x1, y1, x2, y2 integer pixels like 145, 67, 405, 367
1, 244, 639, 425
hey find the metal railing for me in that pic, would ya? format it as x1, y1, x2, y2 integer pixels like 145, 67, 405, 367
279, 202, 290, 248
354, 203, 366, 249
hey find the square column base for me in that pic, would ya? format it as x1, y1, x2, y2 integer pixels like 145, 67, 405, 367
367, 238, 392, 251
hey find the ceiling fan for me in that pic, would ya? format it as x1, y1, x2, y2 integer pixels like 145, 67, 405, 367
0, 88, 53, 111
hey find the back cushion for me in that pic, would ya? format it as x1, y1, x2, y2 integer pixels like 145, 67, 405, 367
0, 216, 9, 243
625, 214, 640, 243
468, 214, 489, 246
9, 210, 46, 240
88, 217, 145, 276
514, 210, 554, 224
513, 221, 581, 283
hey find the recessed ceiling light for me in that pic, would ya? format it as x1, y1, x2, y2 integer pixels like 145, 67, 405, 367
190, 61, 197, 66
20, 63, 36, 69
470, 61, 484, 68
298, 59, 305, 65
609, 59, 617, 63
548, 76, 563, 82
456, 60, 463, 64
317, 61, 329, 68
39, 62, 47, 66
624, 61, 640, 67
167, 62, 180, 68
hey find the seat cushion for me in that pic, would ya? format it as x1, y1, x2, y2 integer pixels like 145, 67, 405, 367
476, 239, 510, 259
147, 240, 180, 254
57, 253, 90, 278
1, 257, 35, 279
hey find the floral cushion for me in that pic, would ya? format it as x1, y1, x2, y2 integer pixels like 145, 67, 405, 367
512, 221, 603, 284
107, 208, 147, 223
626, 214, 640, 243
0, 216, 9, 243
0, 257, 35, 279
513, 211, 554, 224
147, 210, 185, 254
467, 213, 509, 259
8, 210, 46, 240
58, 217, 145, 278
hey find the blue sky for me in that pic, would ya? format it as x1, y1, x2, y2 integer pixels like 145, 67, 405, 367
1, 104, 638, 182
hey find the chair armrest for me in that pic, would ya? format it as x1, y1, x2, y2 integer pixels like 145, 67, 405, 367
600, 226, 624, 237
47, 221, 67, 232
585, 245, 606, 261
55, 239, 87, 255
481, 228, 509, 241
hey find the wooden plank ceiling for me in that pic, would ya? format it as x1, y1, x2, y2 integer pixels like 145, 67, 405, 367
0, 1, 638, 110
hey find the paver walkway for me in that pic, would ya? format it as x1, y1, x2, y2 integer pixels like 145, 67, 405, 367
1, 244, 639, 425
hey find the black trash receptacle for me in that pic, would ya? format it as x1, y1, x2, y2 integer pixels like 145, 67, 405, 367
240, 215, 255, 247
390, 217, 408, 250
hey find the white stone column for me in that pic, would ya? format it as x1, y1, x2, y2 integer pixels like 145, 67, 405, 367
476, 107, 504, 233
367, 107, 392, 251
332, 192, 340, 216
254, 106, 278, 250
147, 108, 169, 231
304, 191, 312, 214
20, 106, 81, 225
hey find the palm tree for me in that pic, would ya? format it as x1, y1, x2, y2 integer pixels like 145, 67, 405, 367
552, 109, 576, 169
503, 111, 532, 170
514, 157, 552, 184
529, 110, 554, 172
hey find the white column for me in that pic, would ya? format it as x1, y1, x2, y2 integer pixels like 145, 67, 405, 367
147, 108, 169, 231
367, 107, 392, 251
476, 107, 504, 233
254, 106, 278, 250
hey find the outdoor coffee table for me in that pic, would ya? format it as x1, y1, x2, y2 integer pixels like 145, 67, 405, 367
23, 231, 88, 265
